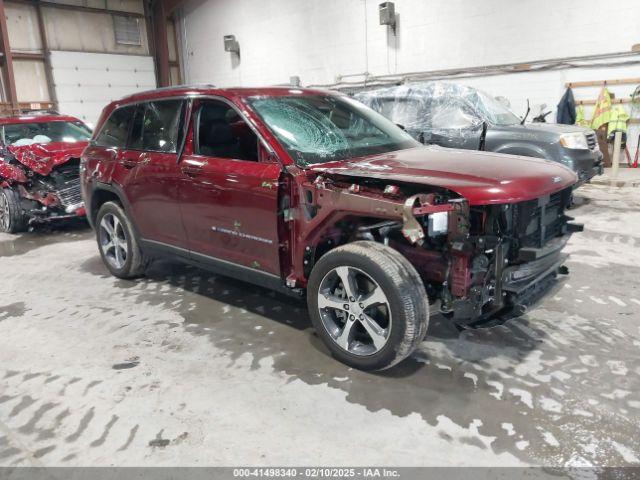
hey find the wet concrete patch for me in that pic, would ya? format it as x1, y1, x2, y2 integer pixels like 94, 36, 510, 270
0, 183, 638, 467
105, 244, 640, 467
0, 222, 91, 258
0, 302, 27, 322
112, 357, 140, 370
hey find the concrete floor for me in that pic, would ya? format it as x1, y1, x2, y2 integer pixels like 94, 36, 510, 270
0, 183, 638, 468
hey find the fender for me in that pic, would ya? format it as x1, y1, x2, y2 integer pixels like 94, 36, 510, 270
87, 181, 141, 239
493, 143, 550, 160
0, 162, 28, 186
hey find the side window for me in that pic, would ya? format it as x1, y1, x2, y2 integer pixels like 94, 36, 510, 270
196, 101, 258, 161
94, 105, 136, 148
430, 101, 479, 131
129, 100, 186, 153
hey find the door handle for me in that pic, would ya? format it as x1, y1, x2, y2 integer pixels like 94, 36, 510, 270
139, 153, 151, 165
121, 159, 138, 169
181, 165, 203, 177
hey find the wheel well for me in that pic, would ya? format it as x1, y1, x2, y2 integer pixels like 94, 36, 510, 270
307, 216, 395, 276
90, 189, 121, 224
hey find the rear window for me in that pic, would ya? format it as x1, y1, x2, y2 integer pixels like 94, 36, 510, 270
3, 121, 91, 146
94, 106, 136, 148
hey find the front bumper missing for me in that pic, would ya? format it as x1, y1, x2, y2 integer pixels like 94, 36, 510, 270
503, 250, 569, 295
450, 233, 572, 326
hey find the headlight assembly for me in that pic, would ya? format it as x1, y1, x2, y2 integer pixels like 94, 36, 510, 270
559, 132, 589, 150
428, 211, 449, 236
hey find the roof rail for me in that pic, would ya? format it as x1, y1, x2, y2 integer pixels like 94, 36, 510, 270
121, 84, 217, 100
19, 108, 61, 116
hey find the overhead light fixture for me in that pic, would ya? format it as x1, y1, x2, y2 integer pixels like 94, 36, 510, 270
223, 35, 240, 55
379, 2, 396, 34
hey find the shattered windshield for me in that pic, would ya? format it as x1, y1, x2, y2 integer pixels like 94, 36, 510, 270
247, 94, 419, 166
3, 121, 92, 146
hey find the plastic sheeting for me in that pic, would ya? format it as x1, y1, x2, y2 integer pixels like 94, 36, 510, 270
355, 82, 522, 143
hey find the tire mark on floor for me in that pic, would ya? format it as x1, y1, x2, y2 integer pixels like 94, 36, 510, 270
117, 424, 138, 451
9, 396, 36, 418
65, 407, 95, 443
90, 415, 119, 447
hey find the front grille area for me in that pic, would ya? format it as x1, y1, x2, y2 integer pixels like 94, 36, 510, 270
586, 132, 597, 150
515, 187, 571, 249
48, 159, 82, 209
55, 180, 82, 207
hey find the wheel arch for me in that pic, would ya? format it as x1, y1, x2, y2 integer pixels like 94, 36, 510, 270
88, 183, 135, 231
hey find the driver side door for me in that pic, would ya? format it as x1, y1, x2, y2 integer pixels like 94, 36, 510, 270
179, 99, 283, 276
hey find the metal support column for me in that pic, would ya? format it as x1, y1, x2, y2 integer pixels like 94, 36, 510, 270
35, 1, 57, 108
0, 0, 19, 112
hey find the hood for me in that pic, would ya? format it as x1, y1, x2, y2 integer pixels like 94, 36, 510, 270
498, 122, 592, 135
7, 141, 88, 176
310, 146, 577, 206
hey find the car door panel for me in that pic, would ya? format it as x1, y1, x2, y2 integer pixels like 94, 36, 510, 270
179, 154, 282, 275
119, 100, 189, 248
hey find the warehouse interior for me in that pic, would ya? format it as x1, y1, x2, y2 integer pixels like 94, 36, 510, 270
0, 0, 639, 477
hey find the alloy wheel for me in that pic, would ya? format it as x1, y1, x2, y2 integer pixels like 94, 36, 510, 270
99, 213, 128, 270
0, 193, 9, 231
317, 266, 392, 356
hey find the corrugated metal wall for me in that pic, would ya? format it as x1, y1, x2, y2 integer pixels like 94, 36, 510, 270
3, 0, 181, 122
50, 51, 156, 124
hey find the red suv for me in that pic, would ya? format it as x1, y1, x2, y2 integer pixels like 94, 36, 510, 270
81, 86, 581, 370
0, 112, 91, 232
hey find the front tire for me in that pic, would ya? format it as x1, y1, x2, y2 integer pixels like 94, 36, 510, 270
307, 241, 429, 371
95, 201, 147, 279
0, 188, 27, 234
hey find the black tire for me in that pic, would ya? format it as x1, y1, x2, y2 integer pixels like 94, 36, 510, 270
0, 188, 27, 234
307, 241, 429, 371
95, 201, 148, 279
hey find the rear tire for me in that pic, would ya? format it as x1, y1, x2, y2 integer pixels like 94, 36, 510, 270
307, 241, 429, 371
95, 201, 148, 279
0, 188, 27, 234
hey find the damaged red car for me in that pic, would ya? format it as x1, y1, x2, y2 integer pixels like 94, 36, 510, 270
81, 87, 582, 371
0, 113, 91, 233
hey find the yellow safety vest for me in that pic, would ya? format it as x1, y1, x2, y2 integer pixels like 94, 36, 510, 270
575, 105, 590, 127
591, 87, 612, 130
607, 105, 629, 135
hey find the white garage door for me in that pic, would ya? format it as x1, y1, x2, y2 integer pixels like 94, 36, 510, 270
50, 50, 156, 126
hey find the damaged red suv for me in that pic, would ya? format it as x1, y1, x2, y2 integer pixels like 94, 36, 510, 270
81, 87, 582, 370
0, 113, 91, 233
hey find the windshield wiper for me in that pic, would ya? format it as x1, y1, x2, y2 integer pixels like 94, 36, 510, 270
521, 99, 530, 125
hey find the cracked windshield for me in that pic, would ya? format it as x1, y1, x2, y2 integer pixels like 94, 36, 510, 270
3, 121, 92, 146
248, 94, 419, 166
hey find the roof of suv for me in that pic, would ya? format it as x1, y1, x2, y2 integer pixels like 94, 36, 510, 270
117, 85, 336, 104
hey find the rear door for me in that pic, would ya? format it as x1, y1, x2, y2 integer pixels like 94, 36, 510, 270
179, 98, 282, 275
89, 104, 137, 203
120, 99, 189, 249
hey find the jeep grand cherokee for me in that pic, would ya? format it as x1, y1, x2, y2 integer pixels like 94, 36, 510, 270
81, 86, 581, 371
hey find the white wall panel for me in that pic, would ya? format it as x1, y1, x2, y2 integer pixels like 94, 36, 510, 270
5, 2, 42, 54
177, 0, 640, 158
178, 0, 640, 87
50, 51, 156, 124
43, 6, 149, 56
14, 61, 50, 102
